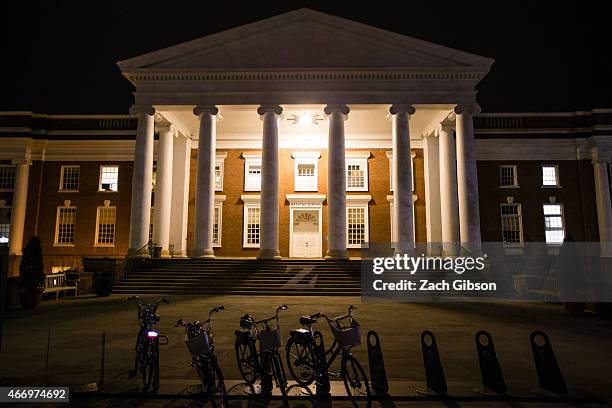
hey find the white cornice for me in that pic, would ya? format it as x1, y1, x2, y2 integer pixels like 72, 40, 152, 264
214, 195, 227, 203
346, 194, 372, 204
240, 194, 261, 204
286, 194, 326, 204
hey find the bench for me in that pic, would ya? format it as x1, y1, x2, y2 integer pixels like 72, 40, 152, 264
44, 273, 77, 300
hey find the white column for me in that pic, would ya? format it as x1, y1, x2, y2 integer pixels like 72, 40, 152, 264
455, 105, 482, 254
390, 104, 416, 254
592, 148, 612, 257
152, 121, 174, 257
8, 159, 30, 256
423, 131, 442, 251
192, 105, 218, 258
324, 104, 349, 259
439, 117, 460, 255
258, 104, 283, 259
169, 133, 191, 257
128, 105, 155, 256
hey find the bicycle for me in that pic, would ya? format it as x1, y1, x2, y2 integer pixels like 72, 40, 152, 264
234, 304, 289, 398
176, 305, 227, 408
127, 296, 169, 392
285, 305, 371, 406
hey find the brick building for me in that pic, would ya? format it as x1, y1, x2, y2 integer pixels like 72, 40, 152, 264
1, 9, 611, 275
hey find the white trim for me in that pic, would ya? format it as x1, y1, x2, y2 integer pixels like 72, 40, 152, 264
215, 153, 227, 192
387, 151, 416, 192
287, 194, 325, 258
346, 195, 372, 249
541, 164, 561, 188
213, 195, 227, 247
98, 165, 120, 192
346, 154, 370, 192
94, 204, 117, 247
499, 164, 519, 188
242, 154, 262, 192
292, 151, 320, 192
500, 203, 524, 248
543, 203, 565, 246
54, 205, 76, 247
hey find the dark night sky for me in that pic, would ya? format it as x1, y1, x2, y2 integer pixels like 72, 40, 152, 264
2, 1, 610, 114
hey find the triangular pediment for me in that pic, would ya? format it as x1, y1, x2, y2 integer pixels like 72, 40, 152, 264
118, 9, 493, 72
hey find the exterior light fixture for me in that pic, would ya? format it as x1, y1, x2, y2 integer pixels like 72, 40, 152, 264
287, 111, 323, 125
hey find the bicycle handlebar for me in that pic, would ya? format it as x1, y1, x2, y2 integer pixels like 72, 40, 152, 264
316, 305, 357, 323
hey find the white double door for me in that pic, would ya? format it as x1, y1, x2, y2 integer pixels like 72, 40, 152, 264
290, 209, 322, 258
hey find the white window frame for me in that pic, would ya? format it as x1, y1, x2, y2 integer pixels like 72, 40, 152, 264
345, 152, 370, 192
541, 164, 560, 188
94, 201, 117, 247
346, 195, 372, 249
59, 165, 80, 192
241, 195, 261, 248
543, 203, 565, 245
292, 151, 320, 192
499, 165, 519, 188
98, 165, 119, 192
0, 199, 10, 244
215, 153, 227, 192
387, 151, 416, 192
213, 195, 226, 247
500, 203, 524, 247
151, 165, 157, 192
54, 201, 76, 247
0, 164, 16, 192
387, 195, 418, 248
243, 154, 262, 192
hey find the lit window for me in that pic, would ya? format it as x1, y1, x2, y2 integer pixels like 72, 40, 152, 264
55, 206, 76, 245
99, 165, 119, 191
0, 203, 10, 244
543, 204, 565, 244
387, 151, 415, 192
215, 153, 226, 192
0, 165, 16, 191
346, 153, 369, 191
499, 165, 518, 187
542, 165, 559, 187
0, 224, 9, 244
51, 266, 71, 274
242, 196, 261, 248
347, 207, 367, 248
95, 205, 116, 246
292, 152, 320, 192
501, 204, 522, 246
59, 165, 80, 192
243, 155, 262, 192
151, 165, 157, 192
213, 205, 222, 247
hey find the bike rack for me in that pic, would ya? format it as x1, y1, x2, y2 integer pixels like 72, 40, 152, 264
313, 330, 331, 397
530, 330, 567, 396
474, 330, 507, 395
366, 330, 389, 395
418, 330, 447, 396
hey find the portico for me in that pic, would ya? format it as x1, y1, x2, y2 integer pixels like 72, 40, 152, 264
117, 8, 493, 259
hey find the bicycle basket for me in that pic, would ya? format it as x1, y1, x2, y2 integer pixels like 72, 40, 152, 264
184, 327, 213, 355
329, 318, 361, 348
258, 328, 282, 352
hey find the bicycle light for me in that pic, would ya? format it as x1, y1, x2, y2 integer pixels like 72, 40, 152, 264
147, 330, 159, 338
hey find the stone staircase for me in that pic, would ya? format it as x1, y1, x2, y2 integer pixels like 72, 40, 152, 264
113, 258, 362, 296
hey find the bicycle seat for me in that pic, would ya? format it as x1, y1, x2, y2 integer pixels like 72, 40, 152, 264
300, 315, 318, 325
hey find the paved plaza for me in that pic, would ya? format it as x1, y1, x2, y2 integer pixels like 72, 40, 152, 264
1, 295, 611, 407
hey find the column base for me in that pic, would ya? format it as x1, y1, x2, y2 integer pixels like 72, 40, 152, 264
127, 247, 150, 258
460, 243, 482, 256
325, 250, 348, 260
169, 250, 188, 258
258, 249, 281, 260
393, 247, 416, 256
191, 248, 215, 259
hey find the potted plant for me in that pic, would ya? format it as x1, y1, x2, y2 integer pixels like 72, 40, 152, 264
19, 237, 45, 308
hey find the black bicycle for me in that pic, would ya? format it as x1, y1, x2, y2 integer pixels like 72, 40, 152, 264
234, 304, 289, 398
127, 296, 169, 392
177, 306, 227, 408
285, 305, 371, 405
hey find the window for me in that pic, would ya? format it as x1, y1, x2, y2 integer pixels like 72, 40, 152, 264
346, 152, 370, 192
149, 207, 154, 243
51, 266, 71, 274
99, 165, 119, 191
242, 195, 260, 248
292, 152, 320, 192
55, 206, 76, 246
243, 155, 262, 191
215, 153, 226, 191
542, 165, 560, 187
0, 165, 16, 191
95, 205, 116, 246
0, 202, 10, 244
500, 204, 522, 246
543, 204, 565, 244
346, 195, 371, 249
387, 151, 415, 192
151, 165, 157, 192
213, 205, 222, 247
59, 165, 80, 192
499, 165, 518, 187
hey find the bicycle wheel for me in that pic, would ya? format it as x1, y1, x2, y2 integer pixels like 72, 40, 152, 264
141, 341, 155, 391
151, 342, 160, 392
235, 338, 258, 384
285, 336, 317, 386
341, 355, 371, 407
209, 359, 228, 408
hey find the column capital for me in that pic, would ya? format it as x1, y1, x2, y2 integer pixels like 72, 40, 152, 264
439, 112, 456, 133
389, 104, 416, 115
454, 103, 481, 115
155, 122, 177, 137
129, 105, 156, 116
11, 158, 31, 166
257, 104, 283, 116
324, 104, 350, 116
193, 105, 219, 116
